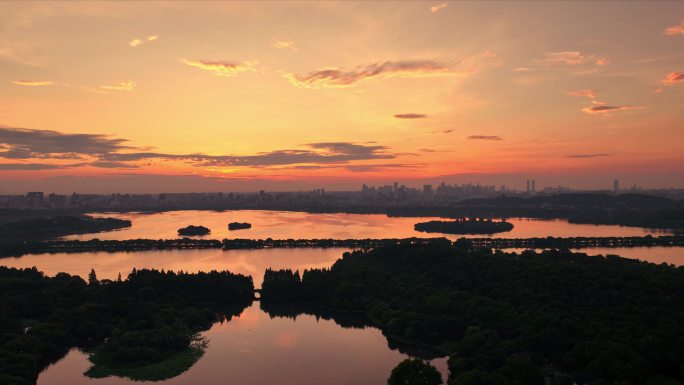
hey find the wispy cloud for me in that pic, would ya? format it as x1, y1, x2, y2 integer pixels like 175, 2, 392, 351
284, 60, 462, 88
467, 135, 502, 140
12, 80, 54, 87
271, 38, 298, 52
394, 113, 428, 119
662, 71, 684, 86
182, 59, 257, 77
541, 51, 586, 66
663, 21, 684, 36
581, 105, 641, 115
567, 89, 597, 100
595, 58, 610, 66
129, 38, 143, 48
0, 163, 71, 170
430, 3, 448, 13
100, 80, 136, 92
129, 35, 158, 48
344, 163, 419, 172
567, 153, 611, 158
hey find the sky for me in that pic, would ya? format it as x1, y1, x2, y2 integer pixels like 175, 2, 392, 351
1, 1, 684, 193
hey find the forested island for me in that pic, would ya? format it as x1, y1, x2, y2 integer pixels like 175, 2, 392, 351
0, 267, 253, 385
228, 222, 251, 230
414, 218, 514, 235
1, 235, 683, 259
259, 240, 684, 385
0, 215, 131, 241
177, 225, 210, 236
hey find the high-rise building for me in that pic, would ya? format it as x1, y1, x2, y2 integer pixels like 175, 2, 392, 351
526, 180, 530, 193
423, 184, 433, 194
531, 180, 536, 192
613, 179, 619, 192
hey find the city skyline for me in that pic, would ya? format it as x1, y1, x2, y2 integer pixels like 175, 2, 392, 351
2, 1, 684, 192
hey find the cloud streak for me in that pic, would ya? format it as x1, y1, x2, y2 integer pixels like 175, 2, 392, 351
0, 125, 396, 170
541, 51, 586, 66
467, 135, 502, 140
663, 21, 684, 36
0, 163, 71, 170
12, 80, 54, 87
271, 38, 298, 52
567, 89, 597, 100
394, 113, 428, 119
0, 125, 132, 160
581, 105, 641, 114
182, 59, 257, 77
567, 153, 611, 158
284, 60, 462, 88
100, 81, 136, 92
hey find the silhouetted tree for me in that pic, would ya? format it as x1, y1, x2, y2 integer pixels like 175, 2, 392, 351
88, 268, 99, 286
388, 358, 442, 385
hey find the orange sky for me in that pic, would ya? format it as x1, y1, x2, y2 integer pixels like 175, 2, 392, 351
1, 1, 683, 192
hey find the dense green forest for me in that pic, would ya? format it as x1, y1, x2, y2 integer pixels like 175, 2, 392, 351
0, 267, 253, 385
260, 240, 684, 385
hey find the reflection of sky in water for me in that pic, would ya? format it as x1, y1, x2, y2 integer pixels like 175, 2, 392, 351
70, 210, 672, 241
1, 248, 347, 287
36, 303, 449, 385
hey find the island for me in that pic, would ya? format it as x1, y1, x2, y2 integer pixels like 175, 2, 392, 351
228, 222, 251, 231
0, 215, 131, 241
177, 225, 210, 236
414, 218, 514, 234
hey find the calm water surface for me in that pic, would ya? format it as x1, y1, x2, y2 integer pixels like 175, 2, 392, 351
36, 303, 449, 385
0, 248, 348, 287
3, 246, 683, 290
7, 210, 682, 384
66, 210, 671, 241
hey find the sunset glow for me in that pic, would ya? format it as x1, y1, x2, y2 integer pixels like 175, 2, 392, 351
1, 1, 683, 192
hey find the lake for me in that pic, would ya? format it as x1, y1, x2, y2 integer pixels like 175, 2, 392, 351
36, 302, 449, 385
4, 209, 682, 385
67, 210, 672, 241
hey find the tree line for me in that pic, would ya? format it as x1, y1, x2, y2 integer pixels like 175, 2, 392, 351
260, 240, 684, 385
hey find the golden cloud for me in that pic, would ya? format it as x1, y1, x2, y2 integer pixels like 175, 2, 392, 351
271, 38, 298, 52
12, 80, 54, 87
182, 59, 258, 77
100, 81, 136, 92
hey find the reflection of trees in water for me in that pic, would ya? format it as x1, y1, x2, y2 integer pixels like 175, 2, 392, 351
83, 304, 249, 382
259, 301, 445, 360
